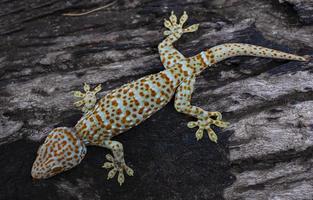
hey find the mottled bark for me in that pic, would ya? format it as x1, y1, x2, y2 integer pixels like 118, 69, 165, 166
1, 0, 313, 200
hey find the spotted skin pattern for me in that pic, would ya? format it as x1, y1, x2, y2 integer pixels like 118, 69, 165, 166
31, 127, 86, 179
32, 11, 309, 185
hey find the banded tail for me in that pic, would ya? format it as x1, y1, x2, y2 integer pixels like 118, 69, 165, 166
189, 43, 309, 74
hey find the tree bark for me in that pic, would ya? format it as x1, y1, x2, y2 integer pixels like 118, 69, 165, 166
1, 0, 313, 199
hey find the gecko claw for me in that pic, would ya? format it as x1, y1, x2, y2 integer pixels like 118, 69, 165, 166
118, 172, 125, 186
195, 128, 204, 141
102, 162, 114, 169
187, 121, 198, 128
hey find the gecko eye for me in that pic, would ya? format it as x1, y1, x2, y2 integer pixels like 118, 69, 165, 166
51, 166, 64, 174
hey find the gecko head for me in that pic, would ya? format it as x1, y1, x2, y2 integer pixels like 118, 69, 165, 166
31, 127, 87, 179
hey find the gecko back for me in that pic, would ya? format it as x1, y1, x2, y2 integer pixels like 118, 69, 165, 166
74, 65, 188, 145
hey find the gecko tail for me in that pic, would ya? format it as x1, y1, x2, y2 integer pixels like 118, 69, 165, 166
189, 43, 309, 74
208, 43, 308, 62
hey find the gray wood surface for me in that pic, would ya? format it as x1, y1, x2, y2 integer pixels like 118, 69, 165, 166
1, 0, 313, 199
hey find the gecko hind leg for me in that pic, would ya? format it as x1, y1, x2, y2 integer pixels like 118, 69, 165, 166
174, 76, 229, 142
101, 140, 134, 185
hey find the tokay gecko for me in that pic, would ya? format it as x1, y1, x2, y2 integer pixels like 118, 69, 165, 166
31, 11, 310, 185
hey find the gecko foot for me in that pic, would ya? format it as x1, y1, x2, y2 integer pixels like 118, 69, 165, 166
102, 154, 134, 186
163, 11, 199, 38
187, 115, 229, 143
73, 83, 102, 113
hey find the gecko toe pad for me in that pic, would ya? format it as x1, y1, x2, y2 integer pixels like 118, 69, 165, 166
102, 154, 134, 186
187, 117, 229, 142
163, 11, 199, 38
73, 83, 102, 113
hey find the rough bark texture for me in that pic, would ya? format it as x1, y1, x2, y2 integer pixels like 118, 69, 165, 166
1, 0, 313, 200
280, 0, 313, 25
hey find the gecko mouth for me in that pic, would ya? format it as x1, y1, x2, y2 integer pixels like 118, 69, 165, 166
31, 170, 54, 179
31, 172, 43, 179
31, 169, 45, 179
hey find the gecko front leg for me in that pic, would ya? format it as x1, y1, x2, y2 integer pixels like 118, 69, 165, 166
101, 140, 134, 185
158, 11, 199, 69
174, 76, 228, 142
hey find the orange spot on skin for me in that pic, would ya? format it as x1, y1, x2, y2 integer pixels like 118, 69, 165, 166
61, 140, 67, 147
151, 90, 156, 97
138, 107, 144, 114
64, 130, 76, 143
196, 54, 205, 66
116, 109, 122, 115
160, 73, 170, 82
95, 114, 103, 126
123, 89, 128, 94
112, 100, 118, 107
134, 99, 140, 106
105, 124, 112, 130
88, 117, 94, 123
144, 84, 150, 90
